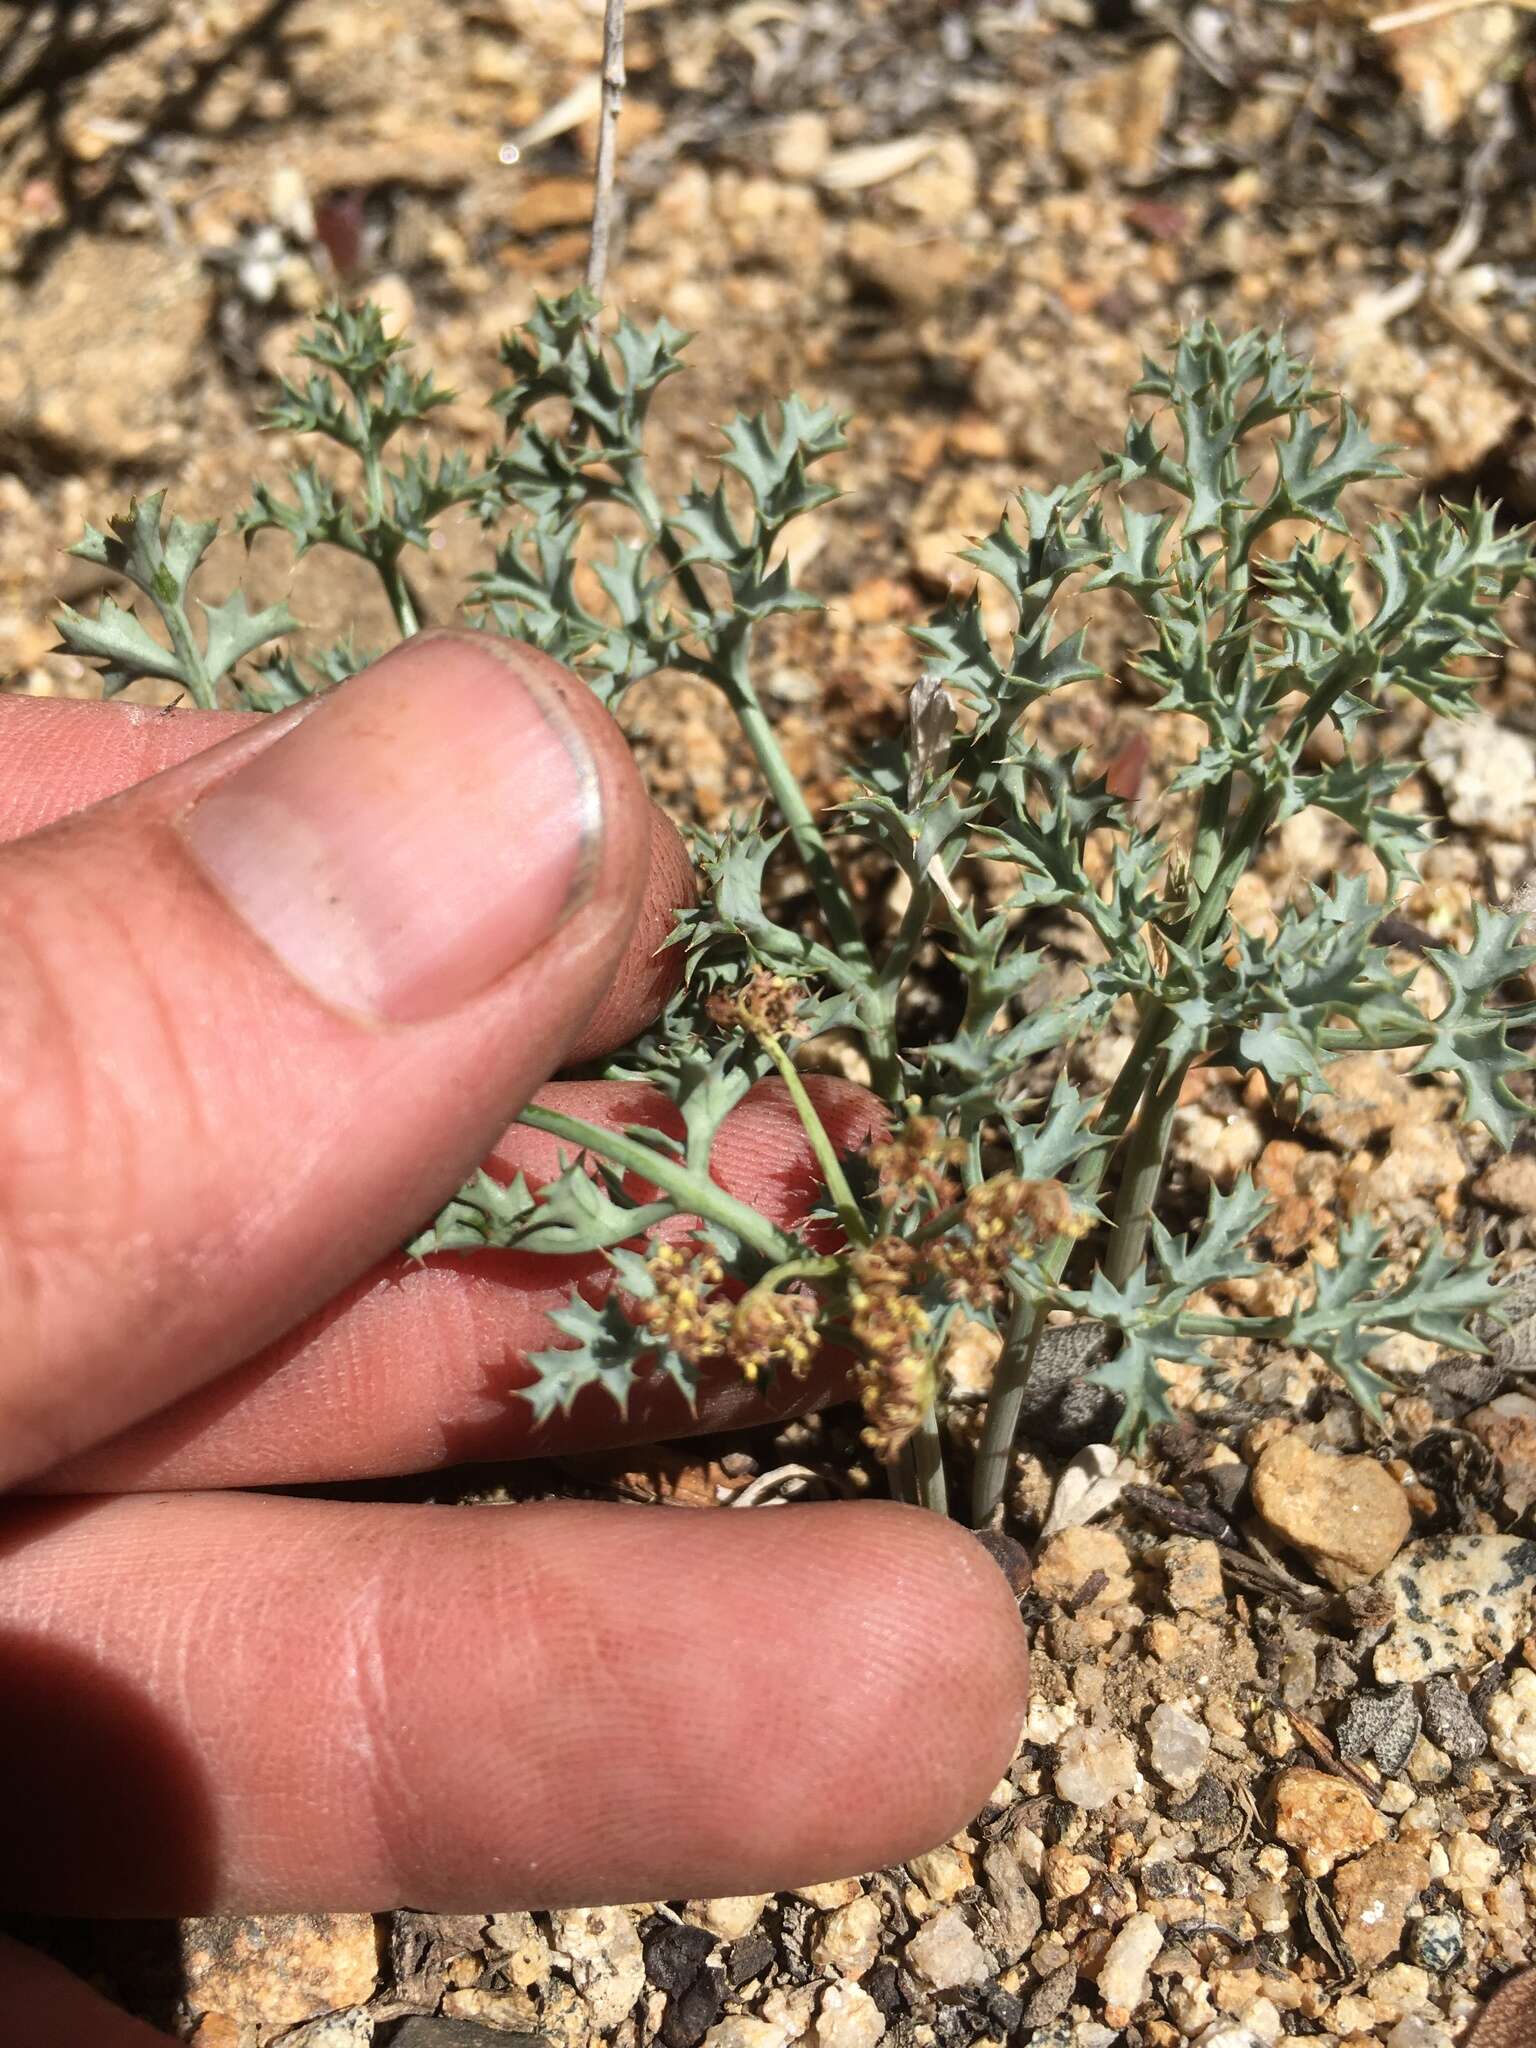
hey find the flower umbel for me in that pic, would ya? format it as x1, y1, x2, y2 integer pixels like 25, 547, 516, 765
868, 1116, 967, 1213
931, 1176, 1083, 1307
636, 1242, 731, 1366
729, 1288, 822, 1385
847, 1238, 934, 1459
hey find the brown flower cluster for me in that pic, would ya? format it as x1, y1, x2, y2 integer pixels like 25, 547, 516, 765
637, 1241, 821, 1388
636, 1242, 730, 1364
848, 1238, 934, 1460
930, 1174, 1081, 1305
635, 1151, 1076, 1462
867, 1115, 966, 1213
706, 968, 808, 1040
846, 1170, 1080, 1457
731, 1290, 821, 1385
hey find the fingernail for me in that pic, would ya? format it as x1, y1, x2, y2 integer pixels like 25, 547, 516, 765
178, 634, 601, 1023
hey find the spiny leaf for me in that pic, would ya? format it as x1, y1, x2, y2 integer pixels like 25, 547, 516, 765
200, 591, 299, 682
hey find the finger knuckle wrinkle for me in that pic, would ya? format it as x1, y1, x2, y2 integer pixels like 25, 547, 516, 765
0, 883, 212, 1373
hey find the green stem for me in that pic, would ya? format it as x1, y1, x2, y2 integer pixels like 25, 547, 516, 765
1182, 1312, 1288, 1338
354, 392, 420, 639
863, 874, 934, 1098
1203, 490, 1257, 872
884, 874, 935, 988
623, 468, 892, 1086
719, 636, 871, 966
376, 550, 420, 639
1317, 1026, 1430, 1053
903, 1403, 949, 1517
748, 1253, 843, 1295
755, 1029, 871, 1248
162, 601, 218, 710
517, 1104, 795, 1263
1102, 1052, 1192, 1290
969, 1281, 1042, 1528
968, 1030, 1156, 1527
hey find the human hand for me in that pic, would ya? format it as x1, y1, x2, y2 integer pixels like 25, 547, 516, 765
0, 633, 1028, 2041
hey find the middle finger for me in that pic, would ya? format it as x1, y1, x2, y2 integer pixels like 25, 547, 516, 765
29, 1077, 885, 1493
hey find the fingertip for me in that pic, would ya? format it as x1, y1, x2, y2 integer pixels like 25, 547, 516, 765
564, 806, 696, 1063
833, 1503, 1030, 1854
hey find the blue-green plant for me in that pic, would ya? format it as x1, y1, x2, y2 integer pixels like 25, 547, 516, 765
54, 306, 1536, 1524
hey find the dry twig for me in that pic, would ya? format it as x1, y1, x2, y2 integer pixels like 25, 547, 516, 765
1425, 297, 1536, 402
586, 0, 627, 297
1371, 0, 1535, 31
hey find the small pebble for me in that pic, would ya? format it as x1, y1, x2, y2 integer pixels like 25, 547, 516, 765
1146, 1702, 1211, 1791
1385, 2019, 1453, 2048
905, 1842, 972, 1904
1420, 1675, 1488, 1761
812, 1895, 883, 1981
1370, 1963, 1431, 2020
1409, 1913, 1465, 1972
550, 1906, 646, 2031
1164, 1536, 1226, 1613
1447, 1829, 1500, 1892
1250, 1436, 1411, 1589
812, 1980, 886, 2048
1375, 1536, 1536, 1683
796, 1879, 863, 1910
1271, 1767, 1384, 1877
279, 2021, 372, 2048
1464, 1394, 1536, 1514
1054, 1724, 1137, 1810
385, 2023, 518, 2048
684, 1897, 772, 1942
1487, 1666, 1536, 1772
1033, 1524, 1131, 1606
181, 1915, 379, 2032
1097, 1911, 1163, 2016
903, 1906, 994, 1990
729, 1931, 776, 1990
1407, 1733, 1454, 1786
1333, 1842, 1430, 1969
702, 2020, 793, 2048
1337, 1686, 1422, 1778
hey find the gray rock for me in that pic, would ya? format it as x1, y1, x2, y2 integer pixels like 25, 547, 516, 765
1420, 1675, 1488, 1760
381, 2021, 547, 2048
1337, 1686, 1422, 1778
977, 1841, 1042, 1966
1021, 1967, 1076, 2028
1014, 1322, 1120, 1448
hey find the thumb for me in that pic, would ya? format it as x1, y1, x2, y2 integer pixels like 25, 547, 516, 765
0, 629, 657, 1487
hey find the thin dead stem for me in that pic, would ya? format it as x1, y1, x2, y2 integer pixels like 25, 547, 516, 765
586, 0, 627, 298
1370, 0, 1521, 31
